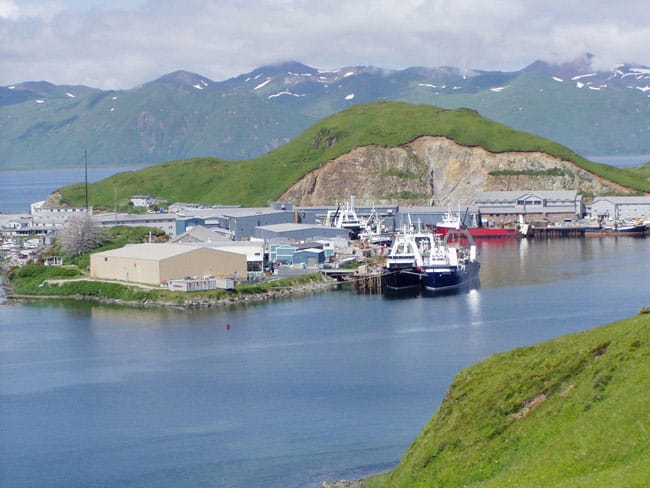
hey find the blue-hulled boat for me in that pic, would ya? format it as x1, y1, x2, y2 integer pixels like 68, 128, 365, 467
383, 225, 480, 296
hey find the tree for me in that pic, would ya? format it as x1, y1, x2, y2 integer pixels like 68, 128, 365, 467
57, 212, 105, 257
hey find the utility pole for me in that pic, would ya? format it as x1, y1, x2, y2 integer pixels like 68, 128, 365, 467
84, 149, 89, 211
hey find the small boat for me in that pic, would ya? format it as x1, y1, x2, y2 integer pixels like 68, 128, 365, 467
435, 210, 522, 239
382, 224, 480, 296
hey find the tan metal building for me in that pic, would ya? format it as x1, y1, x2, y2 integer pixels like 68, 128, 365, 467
90, 243, 247, 286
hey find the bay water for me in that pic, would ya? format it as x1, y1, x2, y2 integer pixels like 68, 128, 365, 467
0, 166, 145, 214
2, 237, 650, 487
2, 163, 650, 486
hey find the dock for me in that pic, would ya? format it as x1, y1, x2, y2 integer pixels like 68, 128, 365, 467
321, 267, 384, 294
528, 226, 586, 238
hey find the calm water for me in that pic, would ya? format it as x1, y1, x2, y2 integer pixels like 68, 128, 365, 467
2, 237, 650, 487
0, 166, 146, 213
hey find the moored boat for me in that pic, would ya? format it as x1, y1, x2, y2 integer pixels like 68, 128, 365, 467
421, 228, 480, 294
382, 225, 480, 296
382, 226, 430, 295
584, 220, 648, 237
435, 210, 521, 239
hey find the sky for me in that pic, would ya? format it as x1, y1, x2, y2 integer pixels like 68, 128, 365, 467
1, 0, 650, 90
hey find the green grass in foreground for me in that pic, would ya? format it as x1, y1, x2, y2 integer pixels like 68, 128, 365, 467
58, 101, 650, 210
366, 311, 650, 487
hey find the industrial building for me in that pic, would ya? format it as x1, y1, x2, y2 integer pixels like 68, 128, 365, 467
253, 223, 349, 241
475, 191, 584, 224
589, 196, 650, 221
90, 243, 247, 286
92, 212, 178, 237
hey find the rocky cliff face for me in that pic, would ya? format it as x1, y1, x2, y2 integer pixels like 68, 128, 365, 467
279, 136, 634, 206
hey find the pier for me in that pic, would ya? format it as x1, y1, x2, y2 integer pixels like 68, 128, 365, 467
321, 267, 384, 294
528, 226, 586, 238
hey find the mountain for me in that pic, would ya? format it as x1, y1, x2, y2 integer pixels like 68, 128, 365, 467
2, 55, 650, 169
364, 309, 650, 487
55, 102, 650, 210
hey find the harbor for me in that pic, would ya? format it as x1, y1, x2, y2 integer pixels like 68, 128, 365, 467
3, 237, 650, 488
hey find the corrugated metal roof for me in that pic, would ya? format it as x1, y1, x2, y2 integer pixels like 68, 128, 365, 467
92, 213, 177, 223
256, 223, 326, 232
171, 225, 230, 243
181, 242, 264, 260
592, 196, 650, 205
221, 207, 286, 218
93, 243, 199, 261
476, 190, 578, 202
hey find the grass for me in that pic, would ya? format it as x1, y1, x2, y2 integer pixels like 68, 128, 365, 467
57, 101, 650, 210
5, 222, 331, 305
365, 311, 650, 487
488, 167, 567, 177
7, 258, 330, 306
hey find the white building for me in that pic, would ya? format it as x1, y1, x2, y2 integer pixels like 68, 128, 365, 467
30, 200, 93, 227
130, 195, 159, 208
589, 196, 650, 221
475, 190, 584, 224
92, 212, 178, 237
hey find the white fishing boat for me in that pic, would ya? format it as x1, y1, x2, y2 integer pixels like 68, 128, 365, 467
383, 223, 480, 295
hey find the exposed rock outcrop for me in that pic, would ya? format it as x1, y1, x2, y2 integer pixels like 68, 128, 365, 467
279, 136, 635, 206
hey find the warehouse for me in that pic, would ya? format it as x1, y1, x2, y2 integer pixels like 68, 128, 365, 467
90, 243, 247, 286
589, 196, 650, 221
475, 190, 584, 224
253, 222, 349, 241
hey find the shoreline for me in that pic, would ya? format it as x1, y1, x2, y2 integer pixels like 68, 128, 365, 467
1, 274, 342, 310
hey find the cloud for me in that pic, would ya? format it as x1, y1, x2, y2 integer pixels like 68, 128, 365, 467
2, 0, 650, 89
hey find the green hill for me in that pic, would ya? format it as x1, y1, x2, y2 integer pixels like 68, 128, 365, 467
365, 309, 650, 487
58, 101, 650, 209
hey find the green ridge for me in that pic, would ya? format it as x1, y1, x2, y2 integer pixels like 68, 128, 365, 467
58, 101, 649, 209
366, 310, 650, 487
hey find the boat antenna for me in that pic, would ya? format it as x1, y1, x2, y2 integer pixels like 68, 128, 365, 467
84, 149, 89, 211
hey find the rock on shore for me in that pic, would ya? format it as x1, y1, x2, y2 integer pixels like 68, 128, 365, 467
321, 480, 364, 488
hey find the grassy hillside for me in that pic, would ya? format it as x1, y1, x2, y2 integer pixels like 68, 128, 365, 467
58, 101, 650, 209
366, 309, 650, 487
628, 162, 650, 184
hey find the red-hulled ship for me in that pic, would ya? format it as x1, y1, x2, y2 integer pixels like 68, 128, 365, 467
435, 211, 523, 239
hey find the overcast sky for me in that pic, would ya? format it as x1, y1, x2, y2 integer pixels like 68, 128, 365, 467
2, 0, 649, 89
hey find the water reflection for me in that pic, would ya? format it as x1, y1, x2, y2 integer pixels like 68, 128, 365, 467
467, 288, 482, 327
2, 237, 650, 488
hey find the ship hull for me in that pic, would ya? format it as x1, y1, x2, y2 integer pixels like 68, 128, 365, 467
421, 262, 480, 294
382, 267, 422, 296
584, 224, 647, 237
436, 226, 520, 239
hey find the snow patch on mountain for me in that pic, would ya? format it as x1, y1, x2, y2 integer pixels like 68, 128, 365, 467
254, 78, 271, 90
572, 73, 597, 80
268, 91, 305, 99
